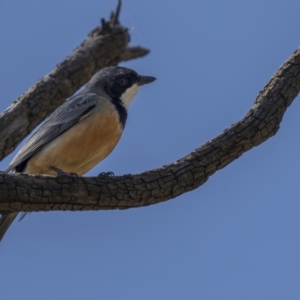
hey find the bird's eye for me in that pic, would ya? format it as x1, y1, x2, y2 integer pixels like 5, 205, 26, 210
117, 77, 128, 86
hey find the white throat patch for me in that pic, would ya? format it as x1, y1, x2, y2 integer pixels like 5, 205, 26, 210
120, 84, 141, 109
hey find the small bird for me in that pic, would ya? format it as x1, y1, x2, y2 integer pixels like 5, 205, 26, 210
0, 66, 156, 241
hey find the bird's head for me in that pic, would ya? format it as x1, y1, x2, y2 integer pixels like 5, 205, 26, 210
85, 66, 156, 109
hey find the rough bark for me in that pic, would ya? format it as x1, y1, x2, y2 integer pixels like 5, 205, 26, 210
0, 1, 149, 161
0, 47, 299, 213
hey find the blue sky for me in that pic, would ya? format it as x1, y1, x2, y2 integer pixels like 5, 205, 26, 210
1, 0, 300, 299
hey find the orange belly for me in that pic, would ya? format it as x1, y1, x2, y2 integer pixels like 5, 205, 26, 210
25, 109, 123, 176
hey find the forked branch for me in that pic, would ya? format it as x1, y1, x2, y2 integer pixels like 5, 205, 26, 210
0, 47, 299, 213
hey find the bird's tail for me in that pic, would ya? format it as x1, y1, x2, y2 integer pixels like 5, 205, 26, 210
0, 213, 18, 242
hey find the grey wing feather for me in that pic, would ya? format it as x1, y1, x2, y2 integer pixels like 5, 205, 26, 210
5, 92, 100, 173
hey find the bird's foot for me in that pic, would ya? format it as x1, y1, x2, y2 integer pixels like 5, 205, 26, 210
50, 166, 78, 177
98, 171, 114, 177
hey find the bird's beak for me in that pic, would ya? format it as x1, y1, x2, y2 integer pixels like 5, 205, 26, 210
137, 75, 156, 86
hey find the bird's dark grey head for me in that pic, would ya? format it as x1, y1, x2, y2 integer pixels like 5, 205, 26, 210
85, 66, 156, 109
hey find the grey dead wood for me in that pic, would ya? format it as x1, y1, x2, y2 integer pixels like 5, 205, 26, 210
0, 45, 299, 213
0, 0, 149, 161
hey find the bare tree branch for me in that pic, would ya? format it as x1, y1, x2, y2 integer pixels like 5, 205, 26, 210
0, 2, 149, 161
0, 47, 299, 213
120, 46, 150, 61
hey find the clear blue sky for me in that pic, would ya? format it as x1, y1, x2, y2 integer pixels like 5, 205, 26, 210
1, 0, 300, 299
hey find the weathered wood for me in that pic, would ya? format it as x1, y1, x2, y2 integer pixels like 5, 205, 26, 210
0, 47, 299, 212
0, 2, 149, 160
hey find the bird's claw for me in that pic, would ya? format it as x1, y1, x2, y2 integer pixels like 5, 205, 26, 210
50, 166, 78, 177
98, 171, 114, 177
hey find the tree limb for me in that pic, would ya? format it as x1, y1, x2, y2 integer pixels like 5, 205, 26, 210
0, 47, 299, 213
0, 1, 149, 161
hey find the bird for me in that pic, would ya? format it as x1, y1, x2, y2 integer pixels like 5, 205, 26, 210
0, 66, 156, 242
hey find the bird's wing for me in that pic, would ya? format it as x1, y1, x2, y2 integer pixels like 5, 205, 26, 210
5, 92, 101, 173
